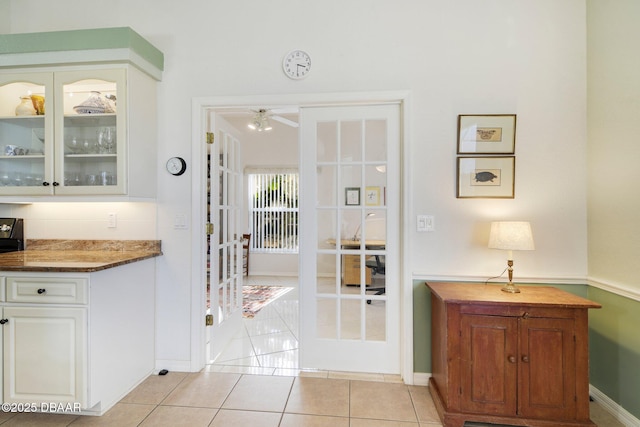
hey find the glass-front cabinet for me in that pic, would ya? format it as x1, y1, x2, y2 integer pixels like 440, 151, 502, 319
0, 69, 127, 196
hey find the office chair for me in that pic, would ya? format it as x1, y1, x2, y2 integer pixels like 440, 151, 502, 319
365, 253, 385, 304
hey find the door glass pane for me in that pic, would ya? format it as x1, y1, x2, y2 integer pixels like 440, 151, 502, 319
341, 165, 362, 203
365, 165, 386, 205
218, 209, 225, 244
342, 210, 361, 243
364, 119, 387, 162
341, 299, 361, 339
317, 298, 337, 339
317, 121, 337, 162
217, 248, 224, 281
62, 79, 117, 187
317, 253, 338, 295
366, 300, 386, 341
0, 80, 47, 188
317, 165, 336, 206
317, 209, 337, 250
340, 120, 362, 162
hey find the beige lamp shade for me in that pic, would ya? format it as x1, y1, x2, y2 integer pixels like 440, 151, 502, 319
488, 221, 535, 252
488, 221, 535, 293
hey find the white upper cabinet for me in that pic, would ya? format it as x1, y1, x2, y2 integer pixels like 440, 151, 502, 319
0, 28, 163, 201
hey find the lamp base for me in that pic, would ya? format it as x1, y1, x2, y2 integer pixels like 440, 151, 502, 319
501, 282, 521, 293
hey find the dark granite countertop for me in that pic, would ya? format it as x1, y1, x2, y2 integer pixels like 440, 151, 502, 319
0, 239, 162, 272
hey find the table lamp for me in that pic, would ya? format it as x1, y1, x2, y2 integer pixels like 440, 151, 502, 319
488, 221, 535, 293
352, 213, 375, 241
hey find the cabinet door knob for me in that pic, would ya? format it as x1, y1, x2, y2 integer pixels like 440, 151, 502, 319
508, 355, 517, 363
0, 319, 8, 324
42, 181, 50, 186
522, 355, 530, 363
52, 182, 60, 187
37, 288, 46, 294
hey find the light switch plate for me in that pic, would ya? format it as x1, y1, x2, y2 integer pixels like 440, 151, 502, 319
174, 214, 188, 230
417, 215, 435, 232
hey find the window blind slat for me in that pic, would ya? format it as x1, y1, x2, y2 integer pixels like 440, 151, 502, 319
248, 172, 299, 254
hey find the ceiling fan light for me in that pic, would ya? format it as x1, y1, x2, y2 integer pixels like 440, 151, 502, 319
248, 109, 274, 132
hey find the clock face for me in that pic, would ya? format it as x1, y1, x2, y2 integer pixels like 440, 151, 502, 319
283, 50, 311, 79
166, 157, 187, 176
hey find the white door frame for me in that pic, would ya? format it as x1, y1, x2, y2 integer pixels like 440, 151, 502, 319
190, 91, 414, 383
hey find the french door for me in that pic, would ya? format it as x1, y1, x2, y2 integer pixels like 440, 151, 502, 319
207, 116, 244, 362
299, 104, 400, 373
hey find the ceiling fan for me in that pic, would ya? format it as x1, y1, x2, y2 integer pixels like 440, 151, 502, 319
248, 107, 299, 131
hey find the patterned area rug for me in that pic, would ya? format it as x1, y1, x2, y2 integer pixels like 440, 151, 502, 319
243, 285, 293, 318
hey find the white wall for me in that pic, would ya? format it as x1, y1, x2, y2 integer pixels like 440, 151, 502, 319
587, 0, 640, 289
2, 0, 589, 368
3, 203, 156, 240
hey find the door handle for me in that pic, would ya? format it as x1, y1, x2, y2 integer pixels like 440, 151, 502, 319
508, 356, 517, 363
521, 355, 530, 363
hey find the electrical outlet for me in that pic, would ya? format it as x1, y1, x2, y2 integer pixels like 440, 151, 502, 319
174, 214, 188, 230
107, 213, 117, 228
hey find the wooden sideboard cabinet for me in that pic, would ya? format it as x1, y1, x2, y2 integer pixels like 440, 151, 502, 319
426, 282, 601, 427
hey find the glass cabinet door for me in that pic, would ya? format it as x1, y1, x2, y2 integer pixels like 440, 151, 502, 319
0, 73, 54, 195
54, 69, 126, 195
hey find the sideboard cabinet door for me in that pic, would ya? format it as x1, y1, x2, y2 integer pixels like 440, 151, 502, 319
518, 317, 576, 420
460, 314, 517, 416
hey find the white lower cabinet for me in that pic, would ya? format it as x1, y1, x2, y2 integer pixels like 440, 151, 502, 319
0, 259, 155, 415
3, 306, 87, 406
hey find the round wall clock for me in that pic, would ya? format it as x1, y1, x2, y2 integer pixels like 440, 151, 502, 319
283, 49, 311, 80
166, 157, 187, 176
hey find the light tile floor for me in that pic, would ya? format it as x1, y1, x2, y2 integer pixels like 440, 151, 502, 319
208, 275, 301, 376
0, 276, 627, 426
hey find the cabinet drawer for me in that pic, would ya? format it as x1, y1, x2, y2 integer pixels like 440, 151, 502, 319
6, 277, 88, 304
343, 255, 362, 268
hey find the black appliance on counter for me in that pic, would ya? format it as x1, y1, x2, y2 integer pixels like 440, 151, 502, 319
0, 218, 24, 253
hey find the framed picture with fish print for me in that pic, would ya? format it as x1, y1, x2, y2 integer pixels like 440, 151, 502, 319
456, 156, 515, 198
457, 114, 516, 154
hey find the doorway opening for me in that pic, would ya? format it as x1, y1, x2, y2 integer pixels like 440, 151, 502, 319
192, 92, 412, 381
207, 106, 301, 373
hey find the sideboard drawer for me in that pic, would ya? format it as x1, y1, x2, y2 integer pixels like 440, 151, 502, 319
6, 277, 88, 304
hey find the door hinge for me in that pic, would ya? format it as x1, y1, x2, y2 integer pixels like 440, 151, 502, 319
206, 223, 214, 235
205, 314, 214, 326
206, 132, 214, 144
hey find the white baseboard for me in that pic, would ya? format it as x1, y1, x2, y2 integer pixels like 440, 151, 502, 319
155, 360, 196, 373
413, 372, 431, 386
590, 384, 639, 427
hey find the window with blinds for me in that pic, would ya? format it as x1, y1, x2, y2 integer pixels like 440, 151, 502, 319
247, 171, 299, 253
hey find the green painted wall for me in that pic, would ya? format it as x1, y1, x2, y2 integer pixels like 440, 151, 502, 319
588, 287, 640, 420
413, 280, 431, 373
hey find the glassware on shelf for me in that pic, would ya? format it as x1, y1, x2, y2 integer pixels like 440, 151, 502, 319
98, 127, 116, 154
66, 137, 80, 154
